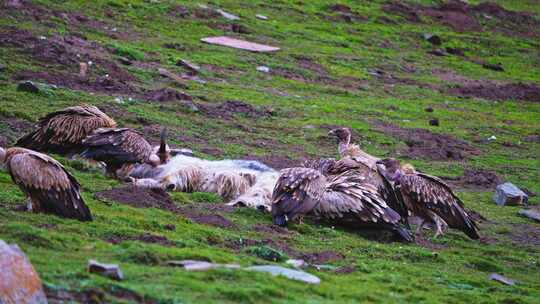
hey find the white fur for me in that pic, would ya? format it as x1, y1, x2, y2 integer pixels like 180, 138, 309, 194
130, 155, 278, 211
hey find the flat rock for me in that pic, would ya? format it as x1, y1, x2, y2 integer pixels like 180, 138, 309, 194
489, 273, 515, 286
216, 9, 240, 20
518, 209, 540, 222
167, 260, 240, 271
17, 81, 40, 93
256, 66, 270, 73
247, 265, 320, 284
0, 240, 47, 304
493, 183, 528, 206
201, 36, 280, 52
88, 259, 124, 281
286, 259, 307, 268
256, 14, 268, 20
176, 59, 201, 73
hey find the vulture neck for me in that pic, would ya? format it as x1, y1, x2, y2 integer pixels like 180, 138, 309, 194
337, 134, 351, 156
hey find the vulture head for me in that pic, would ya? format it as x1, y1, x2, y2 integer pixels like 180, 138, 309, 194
328, 127, 351, 144
154, 127, 171, 165
377, 158, 416, 182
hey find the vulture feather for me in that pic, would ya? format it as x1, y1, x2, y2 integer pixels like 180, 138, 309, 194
16, 104, 116, 155
81, 128, 160, 178
0, 147, 92, 221
378, 158, 479, 239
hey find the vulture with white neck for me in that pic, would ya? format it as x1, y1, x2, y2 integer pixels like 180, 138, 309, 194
328, 127, 409, 225
81, 128, 162, 178
377, 158, 479, 239
0, 147, 92, 221
271, 159, 413, 242
15, 104, 117, 155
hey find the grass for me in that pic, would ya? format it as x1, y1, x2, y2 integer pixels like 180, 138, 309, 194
0, 0, 539, 303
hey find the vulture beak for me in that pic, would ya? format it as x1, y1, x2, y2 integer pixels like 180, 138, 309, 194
158, 127, 170, 164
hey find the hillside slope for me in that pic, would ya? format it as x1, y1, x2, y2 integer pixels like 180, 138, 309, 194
0, 0, 539, 303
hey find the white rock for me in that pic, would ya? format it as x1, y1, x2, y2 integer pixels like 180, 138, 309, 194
286, 259, 307, 268
216, 9, 240, 20
88, 259, 124, 280
256, 14, 268, 20
167, 260, 240, 271
257, 66, 270, 73
246, 265, 320, 284
489, 273, 515, 286
488, 135, 497, 141
493, 183, 528, 206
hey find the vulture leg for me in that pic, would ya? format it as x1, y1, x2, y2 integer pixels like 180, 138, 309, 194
427, 211, 448, 238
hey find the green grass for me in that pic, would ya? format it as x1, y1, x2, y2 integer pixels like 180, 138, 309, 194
0, 0, 539, 303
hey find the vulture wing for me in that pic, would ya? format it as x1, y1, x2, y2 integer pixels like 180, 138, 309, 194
81, 128, 152, 165
16, 105, 116, 153
376, 164, 410, 227
7, 150, 92, 221
302, 158, 336, 175
399, 173, 479, 239
271, 167, 326, 226
314, 171, 413, 242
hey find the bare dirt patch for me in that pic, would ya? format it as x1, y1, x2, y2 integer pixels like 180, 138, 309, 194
444, 168, 502, 190
199, 100, 273, 120
252, 223, 290, 235
143, 88, 192, 102
106, 233, 176, 247
301, 251, 345, 264
45, 286, 157, 304
373, 121, 480, 160
415, 234, 447, 250
508, 224, 540, 247
0, 115, 33, 144
448, 83, 540, 103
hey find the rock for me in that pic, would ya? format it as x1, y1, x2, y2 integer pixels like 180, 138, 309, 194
246, 265, 321, 284
118, 57, 132, 65
256, 66, 270, 73
0, 240, 47, 304
423, 33, 442, 45
256, 14, 268, 20
166, 260, 240, 271
17, 81, 40, 94
425, 107, 434, 112
180, 100, 199, 112
88, 259, 124, 280
216, 9, 240, 20
489, 273, 515, 286
157, 68, 188, 87
176, 59, 201, 74
286, 259, 307, 268
487, 135, 497, 141
312, 264, 338, 271
446, 47, 465, 56
482, 63, 504, 72
429, 118, 439, 126
518, 209, 540, 222
493, 183, 528, 206
248, 246, 287, 262
201, 36, 280, 52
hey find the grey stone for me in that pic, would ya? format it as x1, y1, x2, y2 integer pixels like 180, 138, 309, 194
17, 81, 40, 94
423, 33, 442, 45
246, 265, 321, 284
256, 66, 270, 73
0, 240, 47, 304
177, 59, 201, 73
286, 259, 307, 268
493, 183, 528, 206
489, 273, 515, 286
167, 260, 240, 271
88, 259, 124, 280
216, 9, 240, 21
518, 209, 540, 222
256, 14, 268, 20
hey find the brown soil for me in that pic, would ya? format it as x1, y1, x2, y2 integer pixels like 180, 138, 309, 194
447, 83, 540, 103
199, 100, 273, 120
0, 115, 33, 144
523, 135, 540, 143
144, 88, 192, 102
106, 233, 176, 247
301, 251, 345, 264
415, 234, 447, 250
188, 214, 235, 229
324, 4, 368, 23
444, 168, 502, 190
45, 286, 157, 304
373, 121, 480, 160
252, 223, 290, 235
508, 224, 540, 247
334, 265, 356, 274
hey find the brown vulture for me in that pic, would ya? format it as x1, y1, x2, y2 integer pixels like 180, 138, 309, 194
15, 104, 117, 155
0, 147, 92, 221
80, 128, 160, 178
271, 164, 413, 242
377, 158, 479, 239
327, 128, 410, 226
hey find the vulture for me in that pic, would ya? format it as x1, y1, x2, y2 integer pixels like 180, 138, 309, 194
0, 147, 92, 221
15, 104, 117, 155
271, 160, 413, 242
328, 128, 409, 225
377, 158, 479, 239
80, 128, 161, 178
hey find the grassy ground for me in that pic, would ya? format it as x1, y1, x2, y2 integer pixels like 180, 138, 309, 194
0, 0, 539, 303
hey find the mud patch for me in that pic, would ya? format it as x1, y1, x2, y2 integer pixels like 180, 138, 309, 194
373, 121, 480, 160
444, 168, 502, 190
301, 251, 345, 264
95, 186, 179, 212
447, 83, 540, 103
199, 100, 272, 120
508, 224, 540, 247
106, 233, 176, 247
188, 214, 235, 229
143, 88, 192, 102
45, 286, 157, 304
252, 223, 290, 235
0, 115, 33, 144
415, 234, 447, 250
324, 4, 368, 23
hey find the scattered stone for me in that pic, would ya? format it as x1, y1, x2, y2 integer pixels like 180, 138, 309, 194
489, 273, 515, 286
429, 118, 440, 126
167, 260, 240, 271
0, 240, 47, 304
144, 88, 192, 102
518, 209, 540, 223
180, 100, 200, 112
423, 33, 442, 45
216, 9, 240, 20
157, 68, 188, 87
256, 66, 270, 73
118, 57, 132, 65
286, 259, 307, 269
428, 49, 446, 56
493, 183, 528, 206
88, 259, 124, 281
17, 81, 40, 93
256, 14, 268, 20
482, 62, 504, 72
176, 59, 201, 74
201, 36, 280, 52
425, 107, 434, 112
246, 265, 321, 284
487, 135, 497, 141
312, 264, 338, 271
